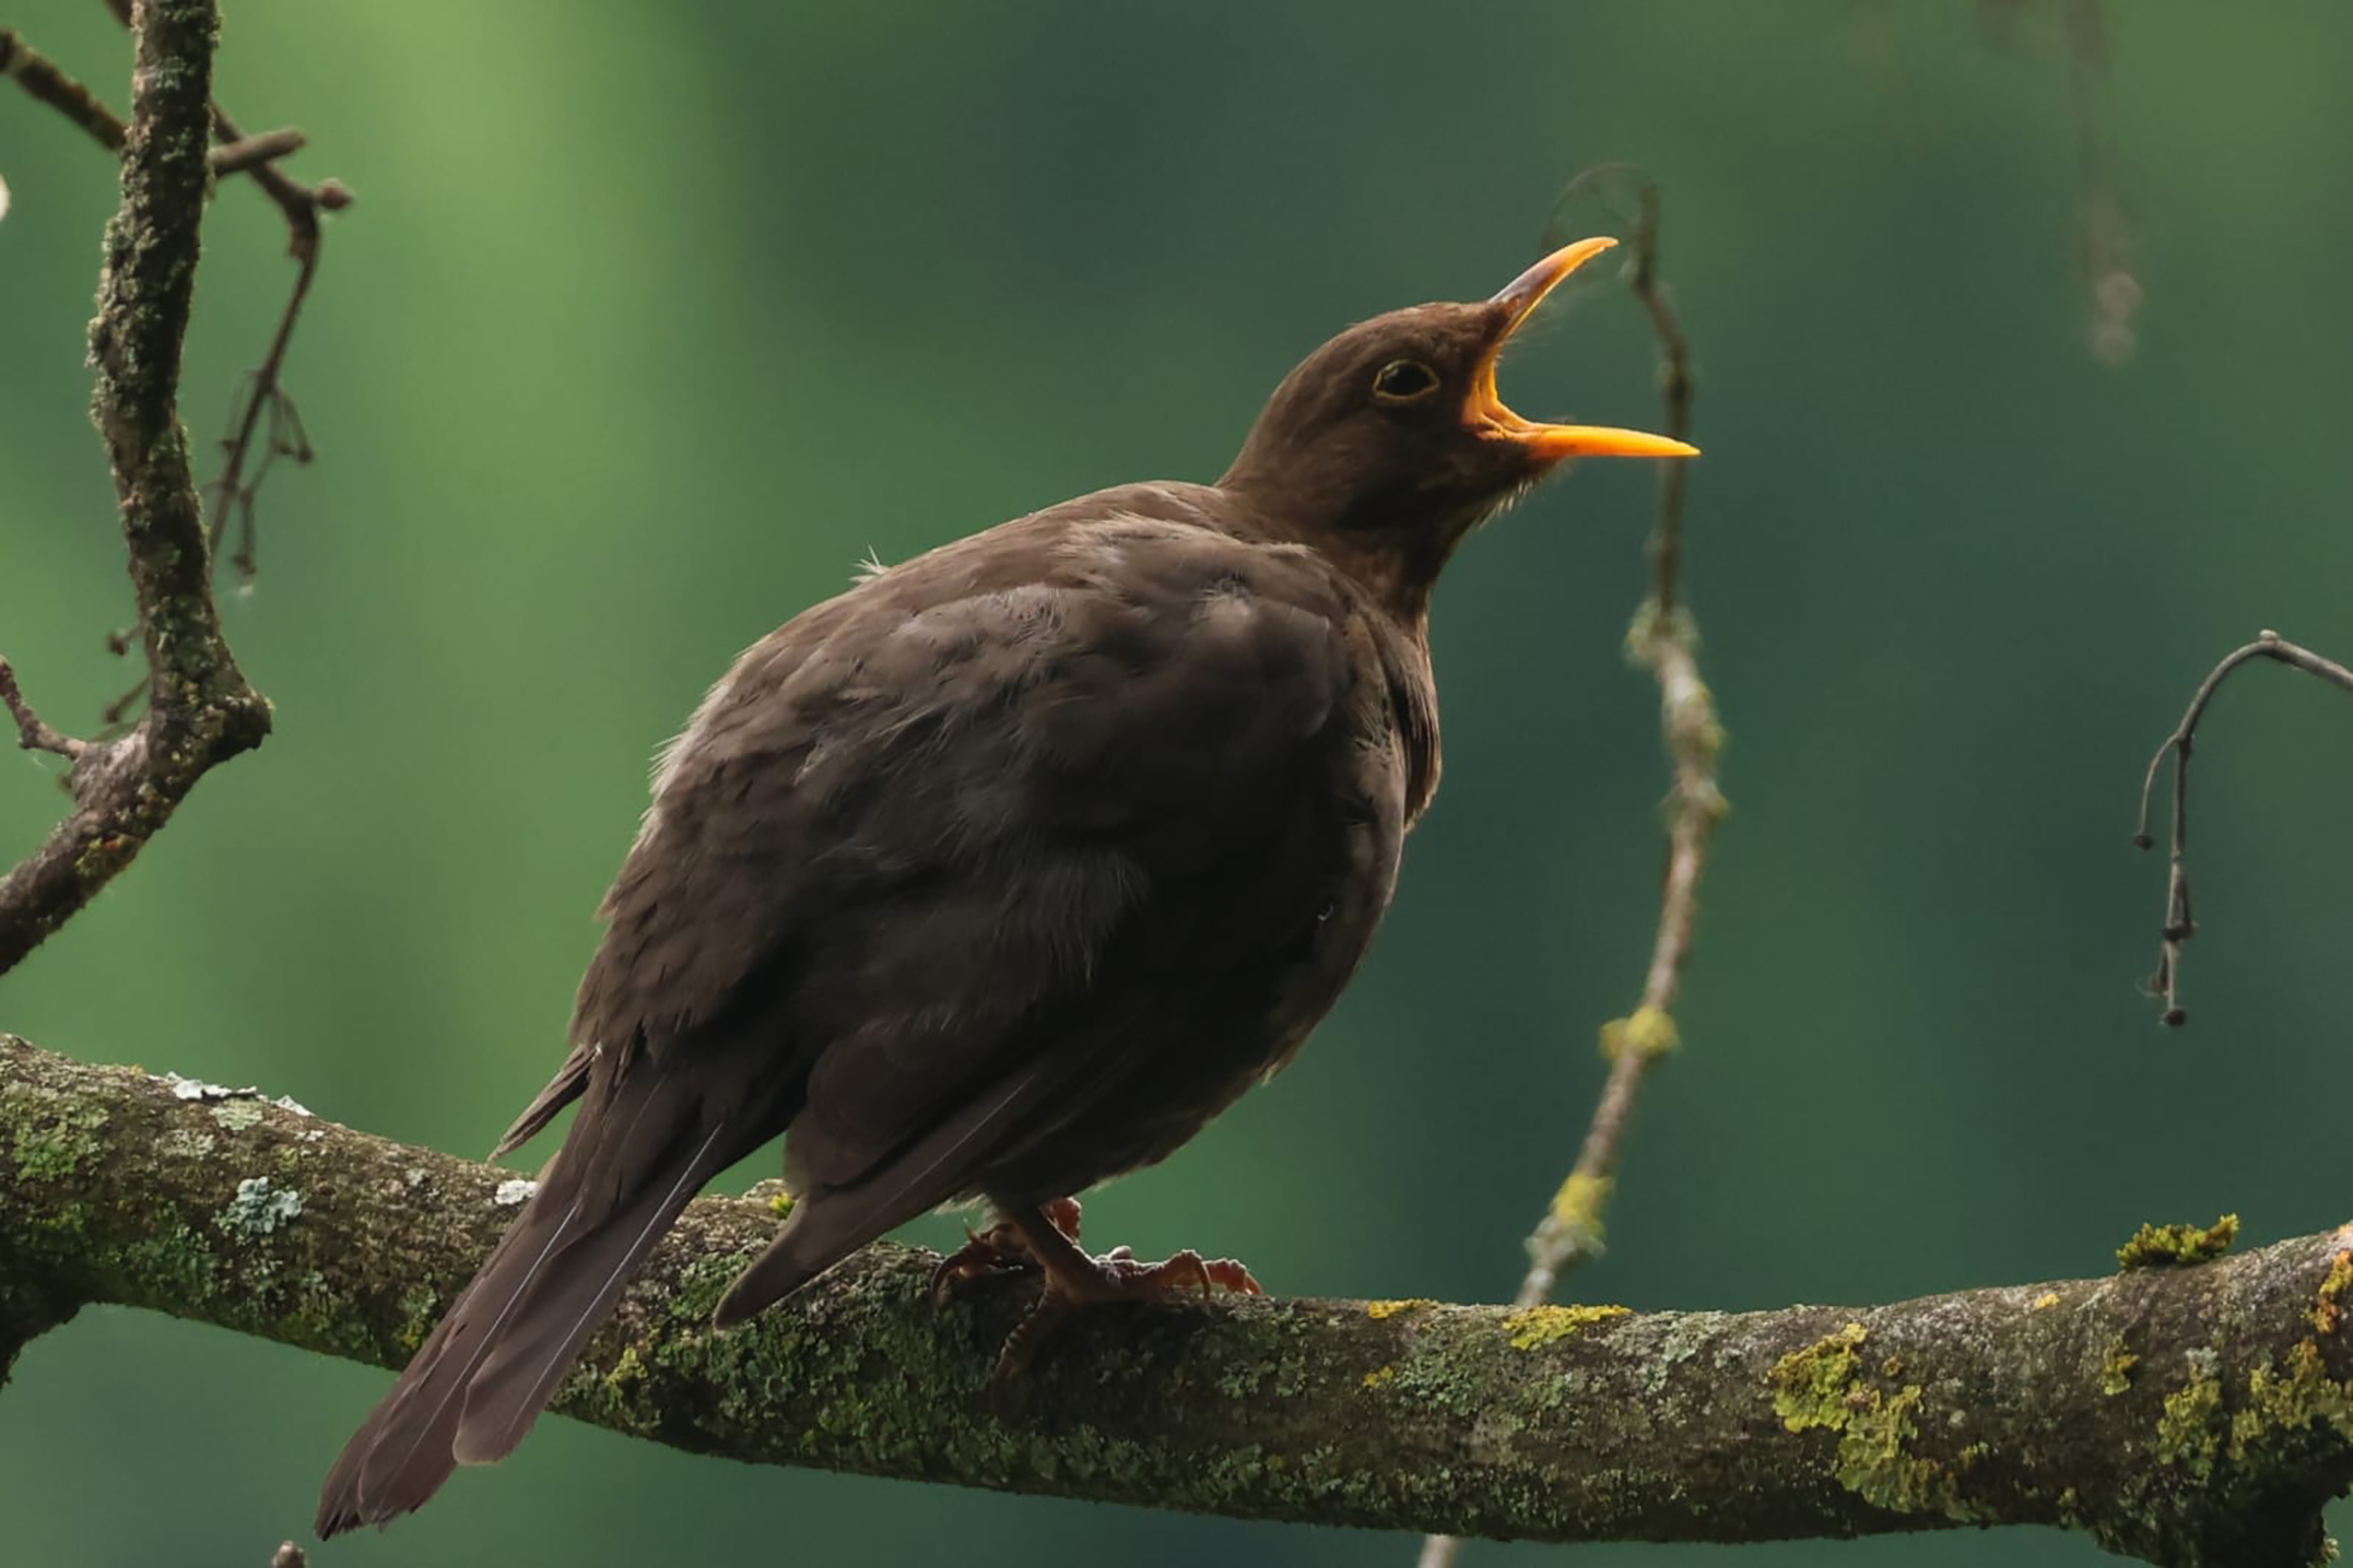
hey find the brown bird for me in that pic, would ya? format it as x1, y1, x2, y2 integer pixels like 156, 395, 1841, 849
315, 236, 1695, 1534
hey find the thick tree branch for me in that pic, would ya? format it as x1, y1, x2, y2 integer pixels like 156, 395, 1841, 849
0, 0, 271, 975
3, 1033, 2350, 1564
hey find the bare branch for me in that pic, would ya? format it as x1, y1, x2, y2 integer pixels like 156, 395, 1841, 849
0, 0, 270, 976
2, 28, 311, 179
2133, 630, 2353, 1025
0, 26, 128, 152
1630, 184, 1697, 615
203, 249, 321, 580
209, 126, 304, 176
0, 659, 89, 763
1517, 184, 1718, 1311
193, 96, 340, 582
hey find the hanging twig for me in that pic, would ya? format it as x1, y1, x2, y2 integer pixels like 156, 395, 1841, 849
1417, 177, 1723, 1568
2132, 630, 2353, 1025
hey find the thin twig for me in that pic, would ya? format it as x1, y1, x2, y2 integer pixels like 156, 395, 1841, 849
0, 26, 129, 151
195, 97, 338, 581
1418, 179, 1722, 1568
1629, 185, 1695, 614
203, 250, 321, 578
97, 672, 148, 739
2132, 629, 2353, 1025
3, 28, 309, 180
1520, 179, 1720, 1308
0, 658, 89, 762
208, 126, 303, 175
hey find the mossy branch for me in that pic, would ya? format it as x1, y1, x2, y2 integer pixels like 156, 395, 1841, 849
0, 0, 272, 975
4, 1033, 2351, 1564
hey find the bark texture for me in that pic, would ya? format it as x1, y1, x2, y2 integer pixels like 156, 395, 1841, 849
2, 1033, 2348, 1563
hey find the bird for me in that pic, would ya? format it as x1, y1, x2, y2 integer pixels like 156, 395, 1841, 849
315, 235, 1696, 1535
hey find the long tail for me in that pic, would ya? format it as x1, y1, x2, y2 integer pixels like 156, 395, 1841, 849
315, 1064, 734, 1536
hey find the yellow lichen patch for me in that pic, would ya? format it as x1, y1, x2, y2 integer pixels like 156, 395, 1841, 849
1767, 1322, 1972, 1518
2116, 1213, 2239, 1271
2156, 1374, 2224, 1478
2030, 1291, 2060, 1311
2100, 1336, 2138, 1396
1772, 1322, 1869, 1433
1551, 1171, 1613, 1231
1362, 1365, 1398, 1389
2228, 1339, 2353, 1459
604, 1344, 648, 1396
1838, 1384, 1956, 1515
2312, 1251, 2353, 1335
1503, 1303, 1630, 1350
1364, 1298, 1436, 1320
1599, 1005, 1680, 1062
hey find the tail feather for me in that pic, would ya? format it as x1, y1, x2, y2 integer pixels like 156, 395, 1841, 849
491, 1043, 593, 1159
315, 1187, 590, 1534
452, 1121, 724, 1463
316, 1070, 732, 1537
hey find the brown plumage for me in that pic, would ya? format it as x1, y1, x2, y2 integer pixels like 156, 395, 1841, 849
315, 237, 1695, 1535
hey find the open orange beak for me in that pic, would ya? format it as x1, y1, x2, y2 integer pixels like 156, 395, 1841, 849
1469, 236, 1700, 462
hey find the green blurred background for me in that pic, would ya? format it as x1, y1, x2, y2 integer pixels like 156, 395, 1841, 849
5, 1, 2351, 1563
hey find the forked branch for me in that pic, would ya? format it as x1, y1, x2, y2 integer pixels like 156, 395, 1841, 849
0, 0, 269, 974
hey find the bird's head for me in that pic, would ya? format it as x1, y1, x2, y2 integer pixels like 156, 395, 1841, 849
1219, 237, 1697, 609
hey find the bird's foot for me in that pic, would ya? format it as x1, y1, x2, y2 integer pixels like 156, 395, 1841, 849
929, 1196, 1262, 1378
927, 1195, 1087, 1302
1058, 1243, 1265, 1303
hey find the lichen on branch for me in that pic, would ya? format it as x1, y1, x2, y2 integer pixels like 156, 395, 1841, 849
2, 1033, 2351, 1564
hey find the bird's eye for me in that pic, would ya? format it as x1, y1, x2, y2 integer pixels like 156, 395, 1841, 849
1371, 359, 1440, 403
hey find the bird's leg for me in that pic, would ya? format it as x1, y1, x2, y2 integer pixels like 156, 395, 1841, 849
983, 1199, 1262, 1379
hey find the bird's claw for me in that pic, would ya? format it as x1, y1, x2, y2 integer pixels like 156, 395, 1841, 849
1091, 1244, 1262, 1300
925, 1197, 1263, 1375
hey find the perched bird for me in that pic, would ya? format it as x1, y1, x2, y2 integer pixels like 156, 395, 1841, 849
316, 236, 1696, 1534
